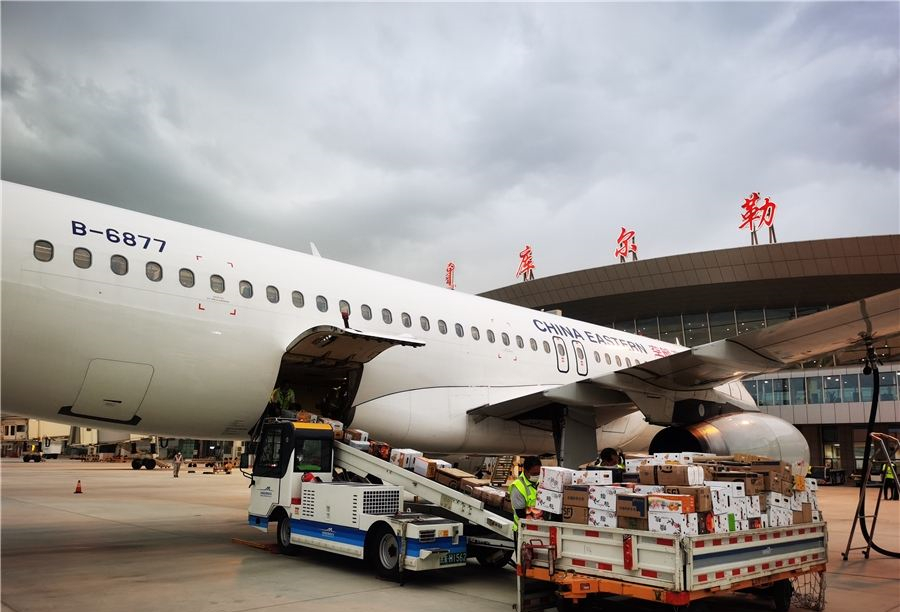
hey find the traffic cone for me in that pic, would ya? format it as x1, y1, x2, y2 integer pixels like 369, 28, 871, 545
74, 480, 83, 494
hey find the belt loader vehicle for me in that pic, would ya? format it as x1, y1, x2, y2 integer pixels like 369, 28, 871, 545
243, 419, 515, 578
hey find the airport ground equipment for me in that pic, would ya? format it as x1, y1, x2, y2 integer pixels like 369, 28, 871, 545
842, 432, 899, 560
245, 419, 505, 577
516, 518, 827, 611
21, 438, 64, 461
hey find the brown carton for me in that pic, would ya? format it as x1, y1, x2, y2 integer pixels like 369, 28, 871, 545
617, 516, 649, 530
714, 471, 763, 496
563, 486, 590, 508
639, 464, 707, 486
368, 441, 391, 461
460, 478, 491, 495
793, 502, 813, 525
562, 505, 590, 524
616, 494, 648, 518
662, 486, 712, 513
436, 468, 475, 490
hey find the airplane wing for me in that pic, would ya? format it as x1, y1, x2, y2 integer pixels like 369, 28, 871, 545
469, 288, 900, 424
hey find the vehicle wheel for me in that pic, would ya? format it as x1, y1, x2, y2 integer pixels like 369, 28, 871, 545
367, 523, 401, 580
142, 458, 156, 470
770, 579, 793, 612
474, 547, 513, 569
131, 459, 142, 470
33, 455, 42, 462
276, 514, 298, 555
22, 455, 30, 462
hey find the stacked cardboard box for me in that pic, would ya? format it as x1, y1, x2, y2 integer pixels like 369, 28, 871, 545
534, 466, 575, 514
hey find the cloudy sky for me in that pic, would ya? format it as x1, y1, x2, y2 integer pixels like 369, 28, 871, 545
3, 2, 898, 293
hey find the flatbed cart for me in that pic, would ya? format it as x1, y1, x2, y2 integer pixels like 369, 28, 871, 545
516, 518, 827, 611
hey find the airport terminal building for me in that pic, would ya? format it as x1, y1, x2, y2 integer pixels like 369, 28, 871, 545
481, 235, 900, 476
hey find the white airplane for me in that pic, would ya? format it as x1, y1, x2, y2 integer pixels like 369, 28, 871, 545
2, 181, 898, 468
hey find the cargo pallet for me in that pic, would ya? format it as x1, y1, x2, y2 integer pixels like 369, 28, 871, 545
516, 518, 827, 611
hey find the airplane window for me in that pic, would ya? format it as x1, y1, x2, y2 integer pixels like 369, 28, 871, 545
266, 286, 280, 304
111, 255, 129, 276
382, 308, 393, 324
605, 354, 612, 365
516, 335, 524, 349
179, 268, 195, 288
239, 280, 253, 299
455, 323, 464, 337
530, 338, 538, 351
73, 248, 92, 269
401, 312, 412, 328
339, 300, 351, 315
594, 351, 601, 363
146, 262, 163, 282
626, 357, 632, 366
361, 304, 372, 320
316, 295, 328, 312
615, 355, 622, 367
209, 274, 224, 293
420, 316, 430, 331
543, 341, 551, 353
292, 291, 305, 308
501, 332, 510, 346
33, 240, 54, 262
438, 320, 448, 334
487, 330, 495, 343
635, 359, 641, 365
576, 346, 585, 361
471, 327, 480, 340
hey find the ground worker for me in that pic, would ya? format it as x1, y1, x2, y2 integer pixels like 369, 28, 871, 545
597, 447, 624, 469
509, 456, 542, 532
883, 459, 897, 501
173, 451, 183, 478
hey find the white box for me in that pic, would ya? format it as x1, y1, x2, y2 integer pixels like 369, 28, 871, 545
540, 467, 576, 493
760, 514, 770, 529
735, 519, 750, 532
633, 485, 665, 495
413, 456, 450, 478
713, 514, 734, 533
710, 488, 731, 515
811, 510, 823, 523
588, 509, 618, 528
790, 494, 803, 512
572, 470, 613, 486
649, 511, 700, 535
347, 439, 370, 451
535, 488, 563, 514
746, 496, 761, 519
731, 497, 750, 520
681, 452, 718, 462
706, 480, 746, 498
653, 452, 684, 463
587, 486, 629, 511
764, 492, 790, 510
389, 448, 422, 469
805, 477, 818, 491
625, 457, 652, 472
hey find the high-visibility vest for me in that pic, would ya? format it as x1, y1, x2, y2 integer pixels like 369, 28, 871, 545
884, 464, 896, 480
509, 472, 538, 531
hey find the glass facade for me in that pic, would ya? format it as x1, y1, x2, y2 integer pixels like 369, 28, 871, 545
745, 371, 899, 405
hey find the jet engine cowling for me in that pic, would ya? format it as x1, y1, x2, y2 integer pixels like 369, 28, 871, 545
649, 412, 810, 473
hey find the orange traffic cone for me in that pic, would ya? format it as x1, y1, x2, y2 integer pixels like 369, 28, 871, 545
74, 480, 83, 494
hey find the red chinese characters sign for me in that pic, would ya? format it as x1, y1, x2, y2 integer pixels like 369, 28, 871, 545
739, 192, 778, 244
445, 262, 456, 290
614, 227, 637, 262
516, 245, 535, 281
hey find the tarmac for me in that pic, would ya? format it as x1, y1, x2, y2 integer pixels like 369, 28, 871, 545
1, 459, 898, 612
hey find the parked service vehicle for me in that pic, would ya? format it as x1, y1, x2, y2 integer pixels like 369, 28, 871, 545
244, 420, 476, 578
22, 438, 64, 461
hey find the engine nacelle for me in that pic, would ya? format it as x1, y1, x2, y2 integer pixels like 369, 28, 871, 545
649, 412, 810, 473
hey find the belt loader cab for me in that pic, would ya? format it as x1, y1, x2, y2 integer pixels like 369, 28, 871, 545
244, 420, 468, 578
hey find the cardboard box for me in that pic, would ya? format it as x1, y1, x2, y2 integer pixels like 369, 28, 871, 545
572, 469, 613, 486
478, 486, 507, 508
648, 494, 695, 514
649, 511, 700, 535
617, 516, 649, 531
639, 464, 706, 486
502, 498, 513, 514
705, 480, 745, 498
625, 457, 652, 472
412, 456, 451, 479
653, 452, 684, 463
616, 494, 648, 519
587, 486, 629, 511
749, 517, 763, 530
714, 471, 762, 496
793, 502, 813, 524
318, 417, 343, 438
295, 410, 319, 423
563, 486, 590, 508
343, 428, 369, 442
662, 486, 712, 513
563, 505, 589, 524
713, 513, 736, 533
460, 478, 492, 495
735, 519, 750, 531
540, 467, 576, 492
368, 440, 391, 461
589, 509, 618, 528
805, 477, 819, 491
435, 468, 475, 490
535, 488, 563, 514
389, 448, 422, 469
709, 488, 731, 515
347, 439, 370, 451
811, 510, 822, 523
764, 491, 789, 510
